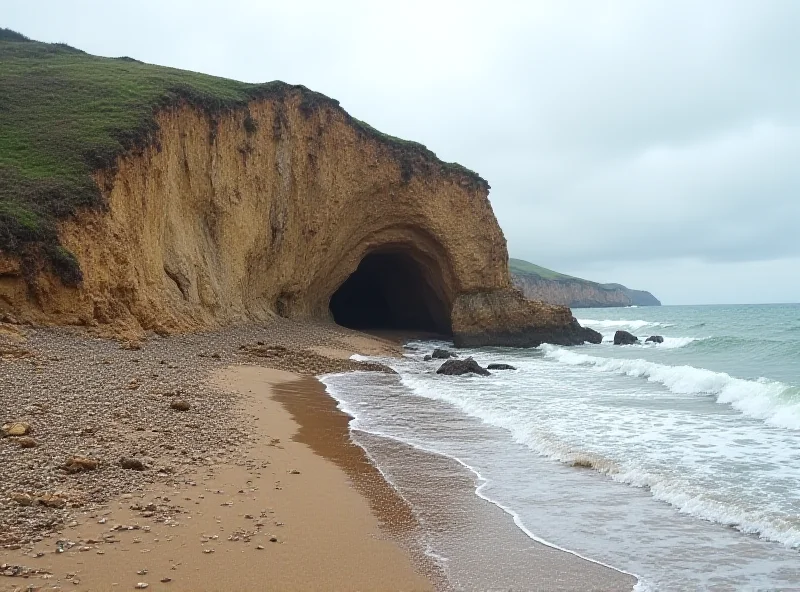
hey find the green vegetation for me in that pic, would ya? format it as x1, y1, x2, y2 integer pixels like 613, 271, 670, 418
0, 29, 485, 284
508, 258, 576, 281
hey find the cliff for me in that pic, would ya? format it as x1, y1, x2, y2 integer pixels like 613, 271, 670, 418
509, 259, 661, 308
0, 31, 597, 347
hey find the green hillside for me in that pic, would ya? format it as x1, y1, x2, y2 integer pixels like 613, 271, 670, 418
0, 28, 479, 284
508, 258, 577, 281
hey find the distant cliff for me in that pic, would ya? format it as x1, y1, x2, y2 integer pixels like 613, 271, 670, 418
510, 259, 661, 308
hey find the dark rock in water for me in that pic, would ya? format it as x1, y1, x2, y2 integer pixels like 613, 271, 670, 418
581, 327, 603, 344
436, 357, 491, 376
431, 348, 456, 359
613, 330, 639, 345
423, 355, 432, 361
645, 335, 664, 344
487, 363, 516, 370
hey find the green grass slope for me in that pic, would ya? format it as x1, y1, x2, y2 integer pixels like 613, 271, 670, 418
0, 28, 483, 284
508, 258, 577, 281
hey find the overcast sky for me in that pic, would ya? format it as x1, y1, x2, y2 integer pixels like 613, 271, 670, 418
7, 0, 799, 304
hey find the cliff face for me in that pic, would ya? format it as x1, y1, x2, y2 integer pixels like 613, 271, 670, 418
511, 272, 661, 308
0, 91, 590, 346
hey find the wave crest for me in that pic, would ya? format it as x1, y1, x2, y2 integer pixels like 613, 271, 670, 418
541, 345, 800, 430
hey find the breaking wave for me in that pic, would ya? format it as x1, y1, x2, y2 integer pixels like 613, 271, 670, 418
541, 345, 800, 430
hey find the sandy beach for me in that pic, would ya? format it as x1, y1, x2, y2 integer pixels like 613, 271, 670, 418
1, 318, 634, 591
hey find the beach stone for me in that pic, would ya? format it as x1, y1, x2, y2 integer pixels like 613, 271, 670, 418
119, 457, 145, 471
613, 330, 639, 345
645, 335, 664, 344
15, 436, 38, 448
431, 348, 456, 359
2, 422, 31, 437
170, 400, 191, 411
436, 357, 491, 376
63, 455, 99, 473
36, 493, 67, 508
11, 492, 33, 506
487, 363, 516, 370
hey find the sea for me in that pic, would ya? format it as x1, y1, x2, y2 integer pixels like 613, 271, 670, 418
321, 304, 800, 591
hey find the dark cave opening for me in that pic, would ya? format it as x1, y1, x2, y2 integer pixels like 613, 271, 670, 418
329, 251, 451, 334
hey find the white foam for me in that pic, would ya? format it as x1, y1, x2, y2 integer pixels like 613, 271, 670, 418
577, 319, 673, 331
541, 345, 800, 430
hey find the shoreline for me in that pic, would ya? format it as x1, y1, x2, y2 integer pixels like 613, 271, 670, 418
2, 320, 637, 591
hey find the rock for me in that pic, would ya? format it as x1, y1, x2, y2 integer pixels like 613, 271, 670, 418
36, 493, 67, 508
431, 348, 456, 359
63, 456, 100, 473
613, 330, 639, 345
170, 400, 191, 411
121, 341, 141, 351
11, 492, 33, 506
135, 583, 149, 589
436, 357, 491, 376
119, 457, 145, 471
452, 291, 605, 347
645, 335, 664, 344
580, 327, 603, 344
486, 363, 516, 370
15, 436, 37, 448
2, 422, 31, 437
423, 355, 432, 361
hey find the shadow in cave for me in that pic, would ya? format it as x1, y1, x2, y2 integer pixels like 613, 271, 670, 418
329, 251, 451, 335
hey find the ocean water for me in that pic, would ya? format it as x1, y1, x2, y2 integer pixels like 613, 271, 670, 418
321, 304, 800, 591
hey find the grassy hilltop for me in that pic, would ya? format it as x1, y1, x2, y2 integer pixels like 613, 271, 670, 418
0, 28, 479, 284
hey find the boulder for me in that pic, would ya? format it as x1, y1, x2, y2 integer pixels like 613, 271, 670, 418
581, 327, 603, 344
436, 357, 491, 376
431, 348, 456, 359
423, 355, 432, 361
613, 330, 639, 345
486, 363, 516, 370
645, 335, 664, 344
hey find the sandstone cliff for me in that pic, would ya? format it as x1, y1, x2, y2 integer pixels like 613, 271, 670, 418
0, 35, 597, 347
510, 259, 661, 308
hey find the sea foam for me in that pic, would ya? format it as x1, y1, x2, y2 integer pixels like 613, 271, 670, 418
541, 345, 800, 430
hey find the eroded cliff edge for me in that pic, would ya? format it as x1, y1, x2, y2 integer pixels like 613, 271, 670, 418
0, 84, 596, 346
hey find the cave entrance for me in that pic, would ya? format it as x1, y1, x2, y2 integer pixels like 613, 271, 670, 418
329, 251, 451, 335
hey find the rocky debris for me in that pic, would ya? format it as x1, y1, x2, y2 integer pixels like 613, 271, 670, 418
645, 335, 664, 344
10, 491, 70, 508
436, 357, 491, 377
62, 455, 100, 473
170, 400, 191, 412
239, 343, 395, 375
431, 348, 456, 359
120, 340, 142, 350
119, 457, 146, 471
486, 363, 516, 370
1, 421, 31, 437
0, 562, 51, 578
613, 330, 639, 345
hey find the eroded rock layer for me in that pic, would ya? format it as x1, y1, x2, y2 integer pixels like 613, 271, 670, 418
0, 91, 589, 347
